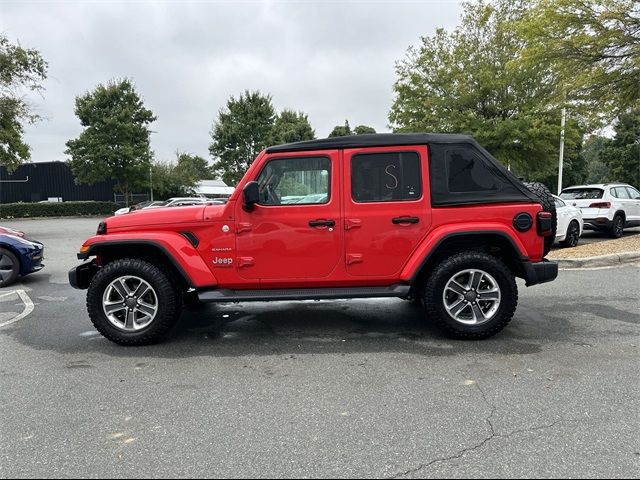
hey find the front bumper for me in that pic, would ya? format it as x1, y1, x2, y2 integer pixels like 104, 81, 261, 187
520, 259, 558, 287
69, 260, 99, 290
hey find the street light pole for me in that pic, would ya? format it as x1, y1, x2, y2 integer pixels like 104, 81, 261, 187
557, 106, 566, 195
149, 164, 154, 202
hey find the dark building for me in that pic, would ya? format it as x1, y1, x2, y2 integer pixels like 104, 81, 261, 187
0, 162, 115, 203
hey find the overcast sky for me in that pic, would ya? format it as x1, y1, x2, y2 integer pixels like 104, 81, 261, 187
2, 0, 463, 164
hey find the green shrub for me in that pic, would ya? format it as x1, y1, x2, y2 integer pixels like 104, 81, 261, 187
0, 201, 118, 219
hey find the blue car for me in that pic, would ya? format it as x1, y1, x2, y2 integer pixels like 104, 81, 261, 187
0, 228, 45, 287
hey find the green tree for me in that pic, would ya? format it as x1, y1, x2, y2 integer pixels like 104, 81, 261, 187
151, 161, 188, 199
328, 120, 376, 137
517, 0, 640, 122
389, 0, 582, 182
328, 120, 352, 137
354, 125, 377, 135
270, 109, 315, 144
209, 90, 275, 186
581, 136, 610, 183
66, 79, 156, 204
175, 151, 213, 183
604, 109, 640, 186
0, 35, 48, 172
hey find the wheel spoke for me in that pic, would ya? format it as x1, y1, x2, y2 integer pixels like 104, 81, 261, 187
105, 302, 126, 315
471, 303, 485, 323
133, 282, 149, 298
479, 290, 500, 300
124, 309, 135, 329
448, 298, 468, 317
470, 271, 484, 290
111, 279, 129, 299
446, 281, 466, 295
0, 256, 12, 267
136, 302, 156, 317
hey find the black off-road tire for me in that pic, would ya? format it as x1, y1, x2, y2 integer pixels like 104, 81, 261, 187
560, 220, 580, 248
87, 258, 182, 345
423, 252, 518, 340
0, 248, 20, 288
523, 181, 557, 257
609, 214, 624, 238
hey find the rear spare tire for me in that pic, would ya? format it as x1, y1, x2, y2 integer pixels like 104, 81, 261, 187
523, 181, 557, 257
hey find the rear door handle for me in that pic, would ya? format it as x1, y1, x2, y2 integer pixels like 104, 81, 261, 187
309, 219, 336, 228
392, 217, 420, 225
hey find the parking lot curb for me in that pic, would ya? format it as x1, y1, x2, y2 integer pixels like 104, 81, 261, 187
555, 252, 640, 268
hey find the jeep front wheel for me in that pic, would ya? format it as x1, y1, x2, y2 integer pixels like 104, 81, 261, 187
423, 252, 517, 339
87, 258, 182, 345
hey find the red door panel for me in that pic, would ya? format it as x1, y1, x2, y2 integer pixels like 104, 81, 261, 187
343, 146, 431, 277
235, 150, 342, 281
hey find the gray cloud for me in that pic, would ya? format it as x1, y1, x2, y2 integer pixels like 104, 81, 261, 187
2, 0, 462, 163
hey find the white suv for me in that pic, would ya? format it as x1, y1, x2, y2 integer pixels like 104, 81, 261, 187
560, 184, 640, 238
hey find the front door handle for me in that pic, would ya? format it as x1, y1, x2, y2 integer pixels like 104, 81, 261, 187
309, 219, 336, 228
392, 216, 420, 225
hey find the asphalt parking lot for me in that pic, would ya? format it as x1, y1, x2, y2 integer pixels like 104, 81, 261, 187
574, 227, 640, 246
1, 217, 639, 478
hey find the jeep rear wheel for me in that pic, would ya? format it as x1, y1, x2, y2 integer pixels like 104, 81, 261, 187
423, 252, 517, 339
87, 258, 182, 345
523, 181, 557, 257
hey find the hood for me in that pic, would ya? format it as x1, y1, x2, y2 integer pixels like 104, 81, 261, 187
106, 204, 214, 230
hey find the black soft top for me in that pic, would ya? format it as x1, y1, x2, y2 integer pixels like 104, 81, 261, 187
266, 133, 539, 207
266, 133, 476, 153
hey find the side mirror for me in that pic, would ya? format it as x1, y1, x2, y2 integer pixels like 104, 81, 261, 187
243, 181, 260, 211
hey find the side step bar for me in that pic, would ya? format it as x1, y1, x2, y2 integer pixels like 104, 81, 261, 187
197, 284, 411, 303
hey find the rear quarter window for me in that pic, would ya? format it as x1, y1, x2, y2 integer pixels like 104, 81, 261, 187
428, 143, 532, 206
613, 187, 631, 199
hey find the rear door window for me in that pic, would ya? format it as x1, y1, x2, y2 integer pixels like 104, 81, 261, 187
351, 151, 422, 202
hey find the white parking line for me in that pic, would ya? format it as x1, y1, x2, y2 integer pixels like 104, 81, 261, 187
0, 290, 35, 328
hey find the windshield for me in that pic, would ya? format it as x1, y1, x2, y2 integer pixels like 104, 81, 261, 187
560, 188, 604, 200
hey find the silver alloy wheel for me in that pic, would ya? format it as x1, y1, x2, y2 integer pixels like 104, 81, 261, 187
102, 276, 158, 332
442, 269, 501, 325
0, 252, 16, 285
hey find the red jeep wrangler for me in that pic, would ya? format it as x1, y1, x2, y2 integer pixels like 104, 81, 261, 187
70, 134, 558, 345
